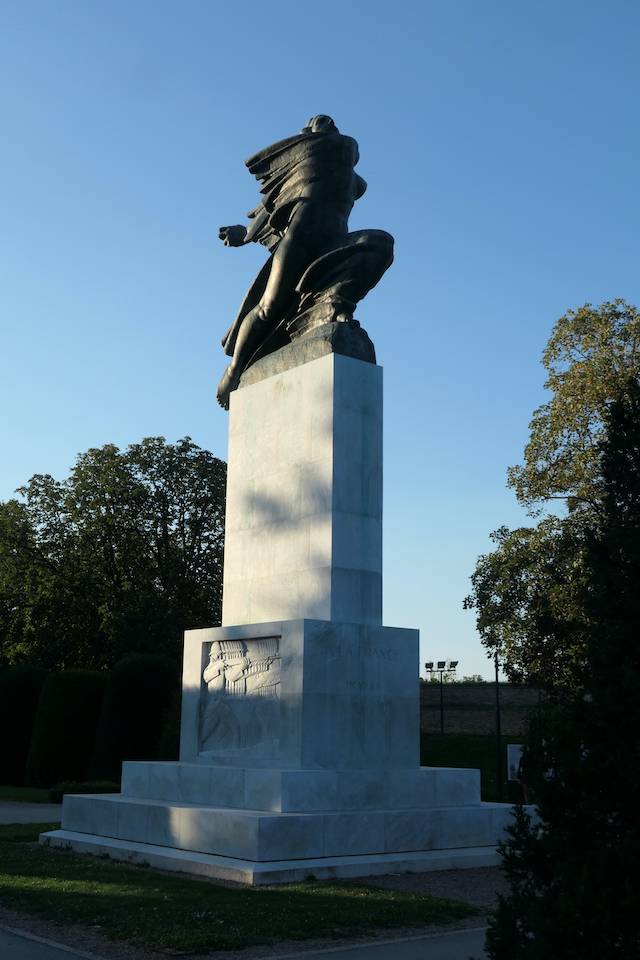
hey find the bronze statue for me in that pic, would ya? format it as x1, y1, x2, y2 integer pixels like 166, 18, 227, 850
217, 115, 393, 409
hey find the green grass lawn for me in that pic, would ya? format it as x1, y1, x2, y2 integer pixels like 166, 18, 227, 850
0, 786, 52, 803
0, 823, 481, 953
420, 734, 523, 802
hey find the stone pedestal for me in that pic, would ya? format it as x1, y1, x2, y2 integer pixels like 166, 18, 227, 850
223, 353, 382, 626
40, 353, 519, 883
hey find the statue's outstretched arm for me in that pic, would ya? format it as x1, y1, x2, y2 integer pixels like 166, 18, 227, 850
219, 205, 270, 248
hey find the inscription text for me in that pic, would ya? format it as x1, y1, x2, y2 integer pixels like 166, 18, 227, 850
330, 645, 401, 662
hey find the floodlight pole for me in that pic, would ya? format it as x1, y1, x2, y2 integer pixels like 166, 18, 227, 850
425, 661, 457, 735
495, 651, 503, 801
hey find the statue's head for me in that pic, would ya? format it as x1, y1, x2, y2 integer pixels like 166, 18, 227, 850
301, 115, 338, 135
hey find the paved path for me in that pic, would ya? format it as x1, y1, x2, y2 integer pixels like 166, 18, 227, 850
0, 802, 62, 824
0, 926, 487, 960
255, 928, 487, 958
0, 926, 100, 959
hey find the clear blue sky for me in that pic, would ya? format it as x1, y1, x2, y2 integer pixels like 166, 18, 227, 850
2, 1, 639, 679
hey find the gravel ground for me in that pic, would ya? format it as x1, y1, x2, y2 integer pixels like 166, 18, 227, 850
0, 865, 505, 960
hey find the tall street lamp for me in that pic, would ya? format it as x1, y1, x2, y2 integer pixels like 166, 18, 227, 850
425, 660, 458, 733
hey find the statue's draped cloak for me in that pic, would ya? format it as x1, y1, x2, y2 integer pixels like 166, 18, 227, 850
246, 131, 365, 231
221, 130, 366, 358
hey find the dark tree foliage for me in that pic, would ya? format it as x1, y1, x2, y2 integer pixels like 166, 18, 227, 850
466, 302, 640, 686
25, 670, 108, 788
485, 380, 640, 959
0, 501, 38, 665
88, 654, 180, 783
0, 664, 48, 785
0, 437, 225, 670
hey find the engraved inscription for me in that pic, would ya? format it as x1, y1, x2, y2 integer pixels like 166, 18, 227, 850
330, 645, 401, 661
199, 637, 280, 756
346, 680, 381, 691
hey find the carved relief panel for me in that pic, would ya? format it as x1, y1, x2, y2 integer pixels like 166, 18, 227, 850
198, 636, 281, 758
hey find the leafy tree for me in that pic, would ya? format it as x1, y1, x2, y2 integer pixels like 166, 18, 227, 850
466, 301, 640, 686
508, 299, 640, 515
485, 380, 640, 958
0, 437, 225, 669
465, 519, 590, 689
0, 501, 39, 666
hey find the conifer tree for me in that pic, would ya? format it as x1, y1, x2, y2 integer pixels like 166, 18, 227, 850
485, 379, 640, 958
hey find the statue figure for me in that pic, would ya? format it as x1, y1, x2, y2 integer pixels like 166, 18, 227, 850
200, 640, 248, 751
216, 115, 394, 409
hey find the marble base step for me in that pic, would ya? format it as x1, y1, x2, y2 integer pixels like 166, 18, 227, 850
40, 829, 502, 884
121, 761, 481, 812
56, 793, 514, 862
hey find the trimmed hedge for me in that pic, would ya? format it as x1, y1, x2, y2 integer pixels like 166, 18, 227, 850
48, 780, 120, 803
89, 654, 180, 783
0, 665, 48, 785
25, 670, 108, 788
156, 689, 181, 761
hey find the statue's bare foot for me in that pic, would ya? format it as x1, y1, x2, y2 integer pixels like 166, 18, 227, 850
216, 364, 241, 410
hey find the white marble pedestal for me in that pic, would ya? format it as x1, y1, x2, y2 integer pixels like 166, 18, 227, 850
40, 351, 516, 882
